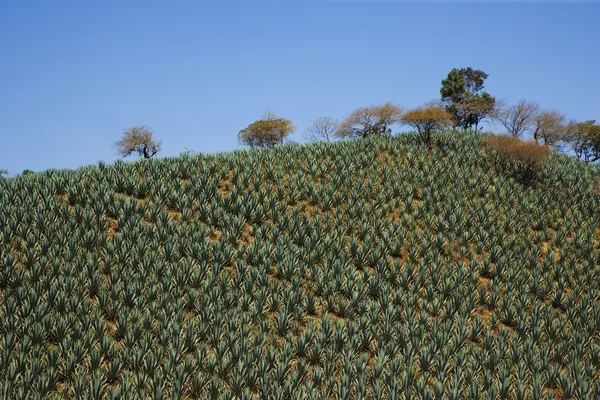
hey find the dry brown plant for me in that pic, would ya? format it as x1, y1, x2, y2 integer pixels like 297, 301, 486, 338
482, 134, 551, 183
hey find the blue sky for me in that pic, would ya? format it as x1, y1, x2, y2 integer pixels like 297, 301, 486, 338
1, 1, 598, 175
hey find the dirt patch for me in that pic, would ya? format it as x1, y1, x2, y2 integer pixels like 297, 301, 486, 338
238, 223, 254, 245
105, 320, 117, 337
325, 311, 346, 324
217, 169, 234, 196
378, 151, 394, 167
474, 306, 492, 321
106, 217, 118, 239
168, 210, 182, 222
478, 276, 491, 288
125, 195, 146, 204
209, 229, 222, 242
304, 204, 316, 220
540, 241, 551, 255
498, 322, 516, 335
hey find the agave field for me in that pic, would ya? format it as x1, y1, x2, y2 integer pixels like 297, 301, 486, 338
1, 132, 600, 399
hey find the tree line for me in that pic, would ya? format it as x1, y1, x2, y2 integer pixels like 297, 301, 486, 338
234, 67, 599, 160
3, 67, 598, 177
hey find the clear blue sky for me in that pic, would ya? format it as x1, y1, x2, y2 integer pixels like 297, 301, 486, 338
1, 1, 598, 175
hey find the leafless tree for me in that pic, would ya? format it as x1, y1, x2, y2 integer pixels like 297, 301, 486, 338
115, 126, 162, 159
335, 102, 404, 139
532, 111, 576, 147
304, 117, 339, 142
494, 100, 540, 138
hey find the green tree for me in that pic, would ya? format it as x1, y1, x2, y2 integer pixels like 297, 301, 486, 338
571, 120, 600, 162
440, 67, 496, 131
115, 125, 162, 159
239, 112, 295, 148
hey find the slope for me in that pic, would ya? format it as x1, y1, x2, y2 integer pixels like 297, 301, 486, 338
1, 131, 600, 398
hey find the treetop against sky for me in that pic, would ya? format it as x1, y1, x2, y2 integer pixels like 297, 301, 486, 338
0, 2, 598, 174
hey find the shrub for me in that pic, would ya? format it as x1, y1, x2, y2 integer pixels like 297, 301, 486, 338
482, 134, 551, 183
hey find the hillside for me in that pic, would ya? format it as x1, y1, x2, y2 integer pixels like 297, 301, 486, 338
1, 131, 600, 399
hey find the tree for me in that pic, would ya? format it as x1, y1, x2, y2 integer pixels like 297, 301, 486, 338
493, 100, 540, 138
335, 102, 403, 139
532, 111, 576, 147
304, 117, 338, 142
0, 169, 7, 180
115, 126, 161, 159
570, 120, 600, 162
440, 67, 496, 130
400, 103, 455, 146
239, 112, 295, 148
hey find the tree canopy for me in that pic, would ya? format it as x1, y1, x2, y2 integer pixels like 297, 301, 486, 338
335, 102, 403, 139
115, 126, 162, 159
401, 104, 455, 145
440, 67, 496, 131
571, 120, 600, 162
239, 112, 295, 148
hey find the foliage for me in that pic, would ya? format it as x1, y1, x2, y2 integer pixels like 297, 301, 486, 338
440, 67, 496, 130
115, 126, 162, 159
400, 104, 455, 145
570, 120, 600, 163
239, 112, 295, 148
532, 111, 576, 147
0, 169, 7, 180
493, 100, 540, 138
482, 134, 551, 183
335, 102, 403, 139
1, 131, 600, 398
304, 117, 338, 142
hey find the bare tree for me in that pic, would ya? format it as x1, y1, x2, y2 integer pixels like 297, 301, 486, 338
115, 126, 162, 159
494, 100, 540, 138
304, 117, 338, 142
335, 102, 404, 139
532, 111, 576, 147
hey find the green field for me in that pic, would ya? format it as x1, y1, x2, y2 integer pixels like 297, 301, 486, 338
1, 131, 600, 399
